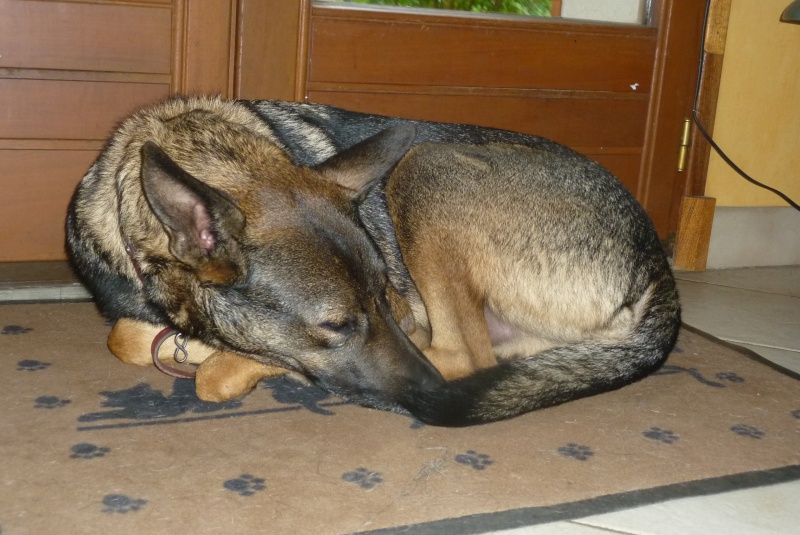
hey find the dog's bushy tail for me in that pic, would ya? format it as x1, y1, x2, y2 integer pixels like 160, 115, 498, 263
402, 270, 680, 427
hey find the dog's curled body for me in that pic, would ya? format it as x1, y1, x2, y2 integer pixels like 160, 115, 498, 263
364, 142, 679, 425
67, 96, 679, 426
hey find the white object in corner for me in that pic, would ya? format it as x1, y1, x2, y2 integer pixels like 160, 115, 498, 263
706, 206, 800, 269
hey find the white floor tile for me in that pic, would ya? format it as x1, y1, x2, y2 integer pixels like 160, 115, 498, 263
676, 280, 800, 351
675, 266, 800, 298
487, 521, 622, 534
732, 342, 800, 375
572, 479, 800, 535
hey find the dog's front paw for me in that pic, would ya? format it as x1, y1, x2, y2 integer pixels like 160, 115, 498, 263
107, 318, 216, 366
195, 351, 288, 402
107, 318, 161, 366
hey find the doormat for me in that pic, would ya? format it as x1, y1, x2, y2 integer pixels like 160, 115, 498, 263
1, 302, 798, 535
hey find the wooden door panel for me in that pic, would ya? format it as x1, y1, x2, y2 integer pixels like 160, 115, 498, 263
308, 88, 647, 189
0, 149, 98, 262
175, 0, 238, 95
0, 79, 170, 141
307, 89, 648, 147
235, 0, 310, 101
0, 0, 171, 74
310, 11, 655, 92
590, 153, 642, 195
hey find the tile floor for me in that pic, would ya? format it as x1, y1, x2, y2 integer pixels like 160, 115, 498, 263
0, 261, 90, 302
1, 263, 798, 534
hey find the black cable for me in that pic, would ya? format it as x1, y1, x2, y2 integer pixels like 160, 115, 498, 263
692, 0, 800, 211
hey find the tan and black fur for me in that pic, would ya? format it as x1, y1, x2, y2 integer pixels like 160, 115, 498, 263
67, 96, 680, 426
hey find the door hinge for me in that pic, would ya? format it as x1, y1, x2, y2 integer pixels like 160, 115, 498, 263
677, 117, 692, 172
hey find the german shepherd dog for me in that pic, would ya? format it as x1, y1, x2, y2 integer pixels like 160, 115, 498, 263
66, 96, 680, 426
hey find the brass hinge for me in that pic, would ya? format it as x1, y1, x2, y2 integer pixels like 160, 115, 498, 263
677, 118, 692, 172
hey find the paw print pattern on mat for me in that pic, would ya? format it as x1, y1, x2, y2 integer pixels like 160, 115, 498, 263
558, 443, 594, 461
643, 427, 680, 444
455, 450, 494, 470
17, 360, 50, 371
224, 474, 266, 496
101, 494, 147, 514
2, 325, 33, 335
342, 468, 384, 489
34, 396, 71, 409
70, 443, 111, 460
731, 424, 765, 439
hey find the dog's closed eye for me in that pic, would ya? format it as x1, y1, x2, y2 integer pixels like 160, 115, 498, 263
318, 318, 357, 338
314, 315, 362, 348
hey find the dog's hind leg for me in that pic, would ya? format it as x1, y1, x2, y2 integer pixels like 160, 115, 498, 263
108, 318, 216, 366
195, 352, 288, 402
409, 249, 498, 380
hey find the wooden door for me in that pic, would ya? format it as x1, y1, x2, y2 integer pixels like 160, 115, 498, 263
238, 0, 707, 240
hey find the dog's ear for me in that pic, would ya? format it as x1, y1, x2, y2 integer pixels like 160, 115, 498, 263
140, 141, 245, 281
314, 123, 416, 194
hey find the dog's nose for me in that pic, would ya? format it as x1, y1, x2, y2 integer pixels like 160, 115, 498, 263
417, 370, 444, 392
413, 357, 445, 392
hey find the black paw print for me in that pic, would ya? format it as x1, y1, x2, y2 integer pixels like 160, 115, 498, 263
792, 409, 800, 420
731, 423, 765, 439
224, 474, 266, 496
643, 427, 680, 444
17, 359, 50, 372
70, 443, 111, 460
455, 450, 494, 470
101, 494, 147, 514
558, 443, 594, 461
2, 325, 33, 335
342, 468, 384, 490
715, 371, 744, 383
34, 396, 71, 409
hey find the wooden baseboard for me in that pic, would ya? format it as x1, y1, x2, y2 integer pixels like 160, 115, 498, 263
673, 196, 716, 271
